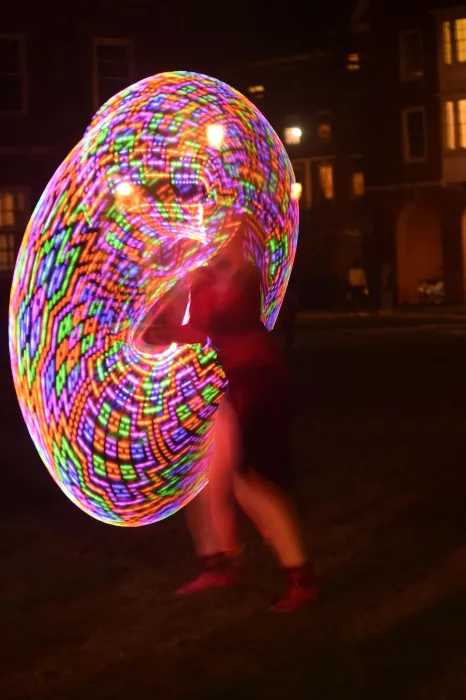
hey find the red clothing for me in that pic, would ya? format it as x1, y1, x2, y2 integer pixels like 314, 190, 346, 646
190, 263, 292, 489
189, 264, 282, 375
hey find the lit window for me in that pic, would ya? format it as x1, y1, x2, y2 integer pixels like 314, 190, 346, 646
351, 172, 365, 198
93, 39, 133, 110
0, 189, 27, 229
445, 100, 455, 149
458, 99, 466, 148
0, 232, 15, 271
346, 53, 360, 71
247, 85, 264, 99
319, 164, 334, 200
443, 21, 453, 64
0, 192, 15, 226
399, 30, 423, 80
284, 126, 302, 145
316, 112, 331, 141
455, 19, 466, 62
402, 108, 427, 162
0, 36, 26, 113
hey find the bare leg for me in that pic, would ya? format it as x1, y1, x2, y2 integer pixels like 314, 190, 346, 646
208, 397, 242, 557
233, 470, 307, 568
176, 397, 241, 595
183, 483, 219, 557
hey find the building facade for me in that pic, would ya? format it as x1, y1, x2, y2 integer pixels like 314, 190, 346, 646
0, 0, 208, 307
3, 0, 466, 311
218, 46, 368, 307
351, 0, 466, 305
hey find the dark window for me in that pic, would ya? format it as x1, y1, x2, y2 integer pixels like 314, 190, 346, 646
400, 30, 423, 81
403, 108, 427, 161
316, 111, 332, 141
0, 36, 25, 112
94, 41, 132, 108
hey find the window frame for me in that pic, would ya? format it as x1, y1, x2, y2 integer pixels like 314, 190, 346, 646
316, 110, 332, 142
443, 20, 453, 64
0, 231, 16, 273
0, 187, 29, 274
445, 99, 456, 150
92, 37, 134, 112
315, 160, 334, 201
399, 29, 424, 82
402, 107, 428, 164
454, 18, 466, 63
349, 158, 365, 198
0, 34, 28, 116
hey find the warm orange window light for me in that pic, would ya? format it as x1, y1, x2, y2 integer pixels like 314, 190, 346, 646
455, 19, 466, 62
247, 85, 265, 99
319, 164, 334, 199
352, 172, 365, 197
443, 21, 452, 64
445, 100, 455, 149
347, 53, 360, 71
318, 122, 332, 140
458, 99, 466, 147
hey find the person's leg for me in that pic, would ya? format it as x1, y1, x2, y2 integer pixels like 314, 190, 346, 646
183, 483, 219, 558
175, 397, 240, 595
208, 396, 242, 557
228, 368, 318, 611
233, 469, 317, 612
233, 469, 306, 568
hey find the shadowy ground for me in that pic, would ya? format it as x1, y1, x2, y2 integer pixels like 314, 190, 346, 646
1, 325, 466, 699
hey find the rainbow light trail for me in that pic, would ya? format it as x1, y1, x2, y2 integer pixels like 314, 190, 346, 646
9, 71, 299, 526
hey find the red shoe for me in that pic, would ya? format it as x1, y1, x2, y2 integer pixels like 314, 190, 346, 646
270, 565, 319, 613
174, 553, 240, 596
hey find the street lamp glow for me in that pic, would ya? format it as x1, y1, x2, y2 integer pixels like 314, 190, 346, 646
284, 127, 302, 145
291, 182, 303, 201
206, 124, 224, 149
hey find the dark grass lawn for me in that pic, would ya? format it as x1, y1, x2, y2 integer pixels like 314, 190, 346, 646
1, 329, 466, 700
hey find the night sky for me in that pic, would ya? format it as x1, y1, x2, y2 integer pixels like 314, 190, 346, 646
9, 0, 355, 65
178, 0, 355, 62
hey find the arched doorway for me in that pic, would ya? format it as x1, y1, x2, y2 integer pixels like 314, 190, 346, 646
396, 201, 443, 304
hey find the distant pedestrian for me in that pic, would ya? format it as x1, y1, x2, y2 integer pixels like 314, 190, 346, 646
379, 261, 394, 316
347, 260, 367, 315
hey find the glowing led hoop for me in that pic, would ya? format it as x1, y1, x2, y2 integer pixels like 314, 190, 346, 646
9, 71, 299, 526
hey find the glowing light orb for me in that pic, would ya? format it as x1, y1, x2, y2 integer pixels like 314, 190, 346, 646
9, 71, 299, 526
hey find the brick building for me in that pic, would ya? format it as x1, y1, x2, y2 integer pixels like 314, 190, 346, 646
221, 0, 466, 306
0, 0, 209, 305
218, 45, 367, 307
349, 0, 466, 305
3, 0, 466, 311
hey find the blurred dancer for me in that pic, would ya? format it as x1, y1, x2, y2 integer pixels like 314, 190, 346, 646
140, 223, 318, 612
